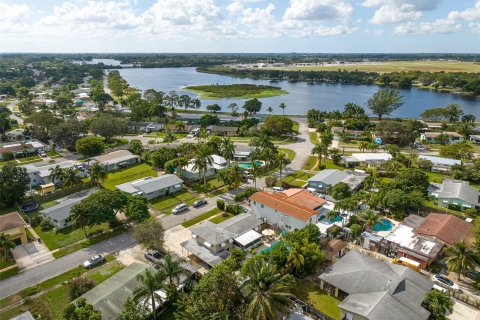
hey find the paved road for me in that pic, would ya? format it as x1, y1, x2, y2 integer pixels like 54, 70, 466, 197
0, 231, 136, 299
6, 99, 22, 125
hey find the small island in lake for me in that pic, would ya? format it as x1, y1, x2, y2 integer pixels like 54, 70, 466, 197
184, 84, 288, 99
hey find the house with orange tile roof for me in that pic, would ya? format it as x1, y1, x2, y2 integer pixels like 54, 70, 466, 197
250, 189, 327, 230
414, 213, 473, 247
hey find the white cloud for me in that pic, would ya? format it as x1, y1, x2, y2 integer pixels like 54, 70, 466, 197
448, 0, 480, 21
394, 19, 462, 34
0, 1, 31, 32
469, 22, 480, 33
283, 0, 352, 21
368, 0, 442, 24
227, 1, 244, 15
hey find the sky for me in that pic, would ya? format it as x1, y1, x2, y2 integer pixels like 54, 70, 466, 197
0, 0, 479, 53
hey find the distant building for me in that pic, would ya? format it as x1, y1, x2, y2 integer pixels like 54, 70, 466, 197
5, 129, 25, 141
340, 153, 392, 168
181, 155, 228, 182
331, 127, 363, 141
128, 121, 163, 133
116, 174, 183, 200
181, 213, 262, 269
428, 179, 479, 210
207, 125, 239, 137
420, 131, 464, 144
21, 160, 84, 187
418, 155, 462, 172
0, 140, 46, 160
250, 189, 327, 230
91, 150, 140, 172
0, 211, 28, 245
319, 250, 432, 320
307, 169, 369, 193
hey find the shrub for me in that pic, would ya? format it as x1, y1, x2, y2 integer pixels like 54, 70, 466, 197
226, 204, 243, 215
318, 164, 326, 170
40, 219, 53, 231
264, 176, 277, 188
417, 159, 433, 171
234, 188, 257, 202
464, 208, 477, 218
216, 199, 225, 211
68, 277, 96, 300
30, 216, 42, 228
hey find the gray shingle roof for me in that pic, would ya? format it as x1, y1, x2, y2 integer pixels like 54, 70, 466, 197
436, 179, 479, 206
40, 190, 96, 222
308, 169, 368, 190
116, 174, 183, 195
319, 250, 432, 320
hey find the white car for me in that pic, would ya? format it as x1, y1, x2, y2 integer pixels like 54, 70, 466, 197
272, 186, 284, 192
82, 255, 105, 268
172, 203, 188, 214
431, 274, 460, 292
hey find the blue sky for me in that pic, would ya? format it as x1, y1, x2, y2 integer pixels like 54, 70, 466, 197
1, 0, 479, 53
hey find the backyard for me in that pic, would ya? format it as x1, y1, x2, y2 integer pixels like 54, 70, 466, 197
293, 278, 342, 320
282, 171, 315, 188
102, 163, 157, 190
149, 190, 200, 214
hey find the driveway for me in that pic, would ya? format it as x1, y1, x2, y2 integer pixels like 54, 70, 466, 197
450, 299, 480, 320
12, 241, 54, 271
0, 231, 136, 299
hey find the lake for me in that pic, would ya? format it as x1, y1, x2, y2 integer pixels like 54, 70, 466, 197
117, 67, 480, 118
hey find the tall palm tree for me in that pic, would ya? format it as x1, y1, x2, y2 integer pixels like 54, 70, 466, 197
89, 162, 107, 187
175, 120, 186, 133
62, 167, 81, 188
250, 160, 261, 190
0, 234, 16, 260
275, 152, 287, 182
286, 243, 305, 273
278, 102, 287, 115
266, 106, 273, 114
360, 210, 381, 231
174, 157, 189, 179
444, 241, 476, 281
242, 259, 295, 320
48, 165, 64, 185
157, 255, 190, 301
311, 142, 329, 165
193, 144, 213, 192
220, 137, 235, 165
133, 269, 167, 320
358, 141, 369, 152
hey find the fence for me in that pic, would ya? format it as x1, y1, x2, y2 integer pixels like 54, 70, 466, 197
32, 182, 93, 204
448, 291, 480, 309
291, 297, 336, 320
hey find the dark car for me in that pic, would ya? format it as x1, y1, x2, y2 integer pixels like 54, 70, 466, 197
466, 268, 480, 280
82, 255, 105, 268
144, 250, 163, 263
192, 199, 207, 208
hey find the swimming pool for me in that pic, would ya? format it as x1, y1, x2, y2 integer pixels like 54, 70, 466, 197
237, 160, 265, 169
318, 215, 343, 225
373, 219, 394, 231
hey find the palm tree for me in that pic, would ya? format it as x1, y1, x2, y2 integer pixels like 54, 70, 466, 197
133, 269, 167, 320
287, 243, 305, 273
275, 152, 287, 182
266, 106, 273, 114
157, 255, 190, 301
89, 162, 107, 187
250, 159, 261, 190
62, 167, 81, 188
0, 234, 16, 260
311, 142, 329, 165
278, 102, 287, 115
163, 131, 177, 143
242, 259, 295, 320
358, 141, 369, 152
423, 290, 454, 320
444, 241, 476, 281
193, 144, 213, 192
220, 137, 235, 165
327, 210, 338, 224
175, 120, 186, 133
48, 165, 64, 185
360, 210, 381, 231
190, 98, 201, 110
174, 157, 189, 179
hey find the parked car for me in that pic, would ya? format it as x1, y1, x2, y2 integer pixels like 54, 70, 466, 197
39, 151, 47, 158
172, 203, 188, 214
466, 268, 480, 280
431, 274, 460, 292
144, 250, 163, 263
82, 255, 105, 268
192, 199, 207, 208
272, 186, 284, 192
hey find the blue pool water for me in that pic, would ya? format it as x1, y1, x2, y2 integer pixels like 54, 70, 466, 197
318, 215, 343, 225
373, 219, 394, 231
238, 161, 265, 169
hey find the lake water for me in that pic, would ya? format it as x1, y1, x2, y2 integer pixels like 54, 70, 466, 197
117, 67, 480, 118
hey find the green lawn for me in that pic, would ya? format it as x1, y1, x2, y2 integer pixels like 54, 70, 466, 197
0, 256, 15, 269
293, 279, 341, 320
144, 132, 188, 138
184, 84, 288, 100
181, 208, 221, 228
309, 132, 319, 144
209, 212, 234, 224
0, 256, 123, 320
302, 156, 318, 170
191, 178, 226, 194
292, 121, 299, 133
16, 155, 42, 164
34, 222, 111, 250
321, 159, 345, 170
0, 266, 18, 280
424, 200, 465, 218
102, 163, 157, 190
47, 150, 62, 158
149, 190, 199, 213
278, 148, 296, 162
282, 171, 315, 188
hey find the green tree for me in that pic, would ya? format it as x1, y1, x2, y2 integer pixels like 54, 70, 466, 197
243, 98, 262, 115
124, 196, 150, 222
118, 298, 149, 320
220, 137, 235, 165
0, 164, 29, 207
350, 224, 363, 239
446, 103, 464, 123
0, 234, 15, 260
62, 298, 102, 320
133, 269, 167, 320
218, 163, 244, 189
286, 242, 305, 273
359, 210, 381, 231
331, 182, 351, 200
206, 104, 222, 113
367, 88, 403, 120
68, 277, 96, 300
89, 162, 108, 187
90, 115, 128, 142
128, 139, 144, 155
193, 143, 213, 192
278, 102, 287, 115
422, 290, 453, 320
51, 120, 87, 151
242, 259, 295, 320
48, 165, 64, 185
25, 111, 61, 142
157, 255, 191, 302
444, 241, 476, 280
311, 142, 329, 165
133, 218, 165, 253
163, 131, 177, 143
76, 137, 105, 157
263, 116, 294, 135
250, 159, 261, 190
266, 106, 273, 114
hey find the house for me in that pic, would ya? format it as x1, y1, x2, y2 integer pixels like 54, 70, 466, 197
340, 153, 392, 168
40, 190, 96, 229
21, 160, 83, 187
319, 250, 432, 320
234, 146, 255, 161
420, 132, 464, 144
307, 169, 369, 193
417, 155, 462, 172
207, 125, 239, 136
5, 129, 25, 141
414, 213, 473, 246
250, 189, 327, 230
181, 213, 263, 269
128, 121, 163, 133
331, 127, 363, 141
0, 140, 46, 160
0, 212, 28, 245
372, 131, 400, 144
385, 223, 444, 269
91, 150, 140, 172
116, 174, 183, 200
428, 179, 479, 210
325, 239, 347, 263
470, 135, 480, 144
181, 155, 228, 182
80, 261, 197, 320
